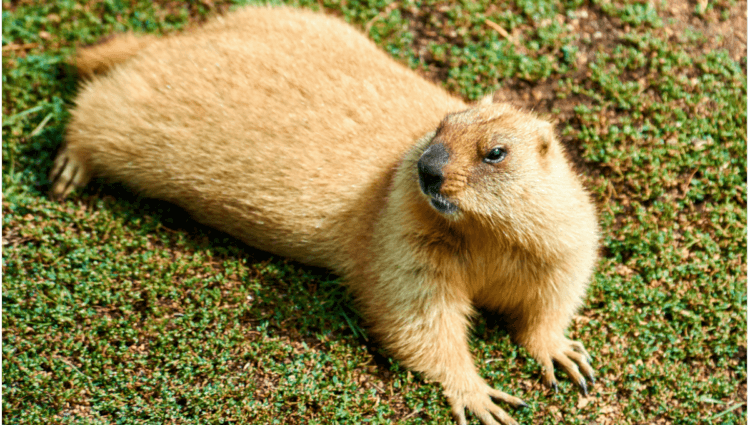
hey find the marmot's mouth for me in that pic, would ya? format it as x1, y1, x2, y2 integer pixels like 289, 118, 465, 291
429, 193, 459, 215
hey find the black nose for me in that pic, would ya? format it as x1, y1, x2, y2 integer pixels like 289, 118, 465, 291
418, 143, 450, 196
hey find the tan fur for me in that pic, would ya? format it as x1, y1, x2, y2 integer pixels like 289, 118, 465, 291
73, 32, 156, 78
51, 6, 599, 424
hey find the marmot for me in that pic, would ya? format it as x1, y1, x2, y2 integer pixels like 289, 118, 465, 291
51, 6, 599, 425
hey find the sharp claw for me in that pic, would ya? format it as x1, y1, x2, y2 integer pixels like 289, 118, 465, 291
578, 378, 588, 396
517, 400, 529, 409
587, 370, 596, 385
551, 380, 559, 393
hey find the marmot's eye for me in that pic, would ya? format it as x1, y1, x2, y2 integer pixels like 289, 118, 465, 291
483, 147, 507, 164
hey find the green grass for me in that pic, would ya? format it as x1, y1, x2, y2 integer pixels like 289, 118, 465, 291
3, 0, 746, 423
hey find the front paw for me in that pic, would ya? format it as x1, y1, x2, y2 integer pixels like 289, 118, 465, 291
536, 339, 595, 396
447, 384, 527, 425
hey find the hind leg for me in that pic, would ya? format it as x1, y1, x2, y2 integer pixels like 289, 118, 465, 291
49, 147, 91, 200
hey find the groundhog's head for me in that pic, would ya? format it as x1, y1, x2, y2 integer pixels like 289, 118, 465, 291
417, 98, 564, 221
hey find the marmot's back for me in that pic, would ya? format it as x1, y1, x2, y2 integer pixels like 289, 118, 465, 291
64, 6, 466, 269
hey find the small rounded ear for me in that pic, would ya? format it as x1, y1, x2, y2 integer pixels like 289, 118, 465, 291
477, 93, 495, 106
538, 121, 556, 156
477, 91, 507, 106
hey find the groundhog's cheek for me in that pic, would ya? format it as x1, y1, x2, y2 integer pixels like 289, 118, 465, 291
465, 174, 509, 205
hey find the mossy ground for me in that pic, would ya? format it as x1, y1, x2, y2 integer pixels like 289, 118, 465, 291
3, 0, 746, 423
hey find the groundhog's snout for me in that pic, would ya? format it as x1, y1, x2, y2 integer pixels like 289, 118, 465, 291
417, 143, 458, 214
418, 143, 448, 195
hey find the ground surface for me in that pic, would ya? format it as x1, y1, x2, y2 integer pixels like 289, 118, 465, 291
2, 0, 747, 424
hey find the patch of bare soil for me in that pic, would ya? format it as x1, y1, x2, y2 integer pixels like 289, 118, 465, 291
664, 0, 747, 63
